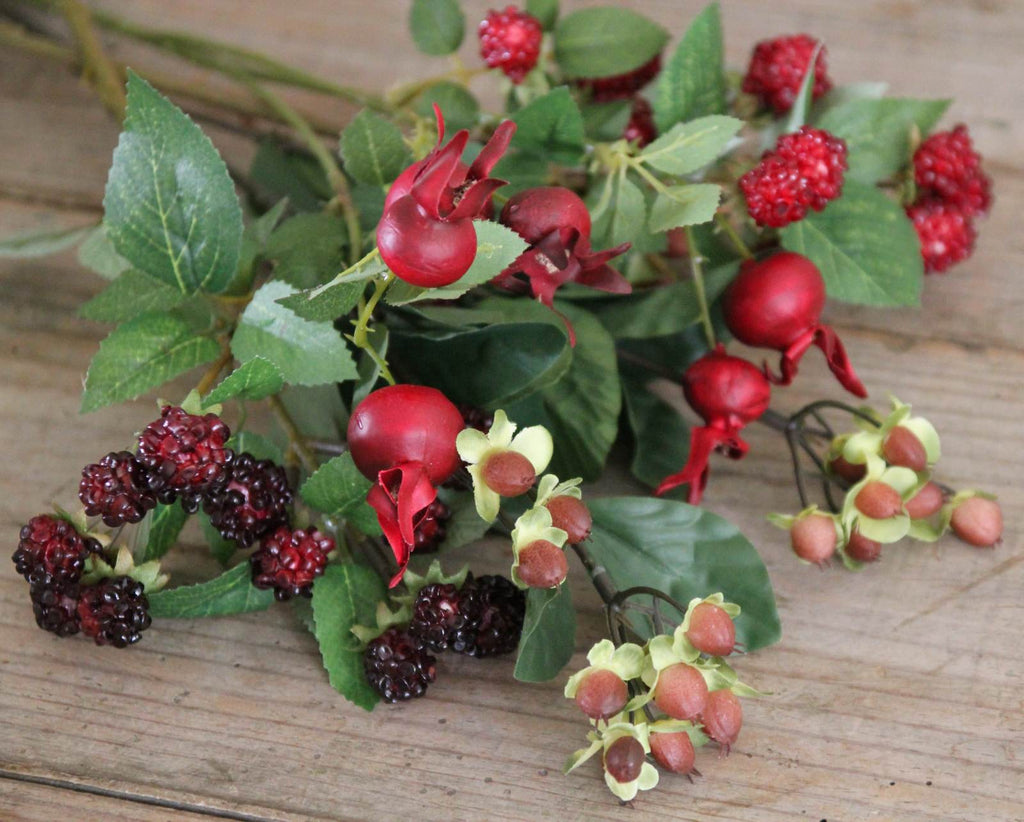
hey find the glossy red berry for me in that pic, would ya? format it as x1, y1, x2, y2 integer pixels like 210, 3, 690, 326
650, 731, 696, 774
480, 450, 536, 497
478, 6, 543, 84
742, 34, 832, 114
907, 200, 976, 274
603, 736, 647, 783
623, 97, 657, 147
574, 54, 662, 102
501, 186, 593, 245
790, 514, 838, 565
545, 495, 592, 544
377, 195, 478, 287
905, 481, 945, 520
250, 526, 333, 600
653, 663, 709, 721
854, 481, 904, 520
574, 668, 629, 720
516, 539, 568, 588
136, 406, 232, 504
201, 452, 293, 549
881, 426, 928, 471
77, 576, 151, 648
845, 528, 882, 563
950, 497, 1003, 547
13, 515, 98, 587
683, 347, 772, 431
79, 451, 161, 527
701, 689, 743, 751
347, 385, 464, 485
913, 125, 992, 218
685, 602, 736, 657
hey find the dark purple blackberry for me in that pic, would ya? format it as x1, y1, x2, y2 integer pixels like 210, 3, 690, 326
412, 500, 452, 554
79, 451, 161, 527
13, 515, 99, 587
77, 576, 151, 648
250, 526, 333, 601
202, 452, 292, 548
409, 582, 463, 652
136, 405, 233, 502
457, 404, 494, 433
29, 580, 81, 637
364, 627, 437, 703
451, 575, 526, 658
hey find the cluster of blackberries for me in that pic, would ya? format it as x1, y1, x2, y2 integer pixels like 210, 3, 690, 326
363, 574, 525, 703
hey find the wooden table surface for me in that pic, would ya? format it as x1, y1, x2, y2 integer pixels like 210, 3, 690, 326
1, 1, 1022, 820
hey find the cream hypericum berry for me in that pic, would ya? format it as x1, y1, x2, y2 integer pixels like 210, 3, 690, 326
768, 507, 842, 566
947, 492, 1003, 548
509, 504, 568, 588
534, 474, 591, 543
842, 398, 940, 477
564, 639, 645, 720
840, 455, 919, 547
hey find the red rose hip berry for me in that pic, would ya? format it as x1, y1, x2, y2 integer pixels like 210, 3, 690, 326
653, 663, 709, 721
950, 497, 1003, 547
574, 668, 629, 720
790, 513, 838, 565
854, 481, 904, 520
685, 602, 736, 657
501, 186, 592, 245
377, 196, 477, 287
545, 495, 592, 544
701, 689, 743, 751
649, 731, 696, 774
516, 540, 568, 588
603, 736, 647, 784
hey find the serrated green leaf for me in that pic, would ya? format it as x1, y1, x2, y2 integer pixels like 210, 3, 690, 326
249, 138, 330, 213
0, 223, 94, 258
148, 563, 274, 619
312, 564, 386, 710
621, 377, 689, 492
514, 584, 575, 682
264, 212, 348, 290
339, 110, 411, 187
231, 281, 358, 386
580, 100, 632, 142
236, 198, 289, 287
648, 183, 722, 233
493, 88, 585, 192
204, 356, 283, 405
815, 98, 950, 183
79, 269, 187, 324
413, 82, 480, 132
409, 0, 465, 56
639, 115, 741, 176
277, 252, 384, 321
554, 7, 667, 79
780, 180, 923, 306
653, 3, 725, 131
784, 41, 822, 133
135, 503, 188, 563
78, 225, 133, 280
526, 0, 558, 29
103, 72, 242, 294
592, 174, 646, 249
587, 497, 781, 651
301, 453, 380, 535
81, 311, 219, 413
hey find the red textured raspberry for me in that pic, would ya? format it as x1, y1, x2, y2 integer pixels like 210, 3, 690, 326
913, 125, 992, 217
250, 526, 334, 600
202, 452, 292, 549
574, 54, 662, 102
77, 576, 151, 648
79, 451, 161, 527
363, 627, 437, 702
136, 405, 232, 507
13, 514, 99, 587
742, 34, 832, 114
775, 127, 848, 204
478, 6, 543, 84
623, 97, 657, 148
907, 200, 976, 274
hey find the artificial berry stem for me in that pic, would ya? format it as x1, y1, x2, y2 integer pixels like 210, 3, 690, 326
267, 394, 319, 474
346, 276, 395, 385
714, 213, 754, 260
194, 345, 234, 398
59, 0, 125, 121
569, 541, 619, 609
683, 227, 717, 350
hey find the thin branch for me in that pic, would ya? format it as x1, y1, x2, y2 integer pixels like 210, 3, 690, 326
58, 0, 125, 120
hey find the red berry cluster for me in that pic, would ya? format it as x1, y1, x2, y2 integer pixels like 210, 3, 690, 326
907, 125, 992, 273
742, 34, 833, 114
478, 6, 543, 84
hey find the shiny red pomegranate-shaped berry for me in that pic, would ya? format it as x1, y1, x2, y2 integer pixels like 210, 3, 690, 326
376, 197, 478, 287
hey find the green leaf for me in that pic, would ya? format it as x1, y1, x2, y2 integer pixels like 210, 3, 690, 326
413, 82, 480, 132
587, 497, 781, 651
493, 88, 585, 191
312, 564, 386, 710
639, 115, 742, 176
514, 584, 575, 682
231, 281, 358, 386
199, 511, 236, 565
78, 225, 132, 280
339, 110, 411, 187
652, 3, 726, 131
591, 174, 646, 249
204, 356, 283, 405
621, 377, 689, 491
227, 430, 283, 463
385, 221, 528, 304
135, 503, 188, 563
264, 212, 348, 289
554, 7, 668, 79
79, 269, 187, 324
236, 198, 289, 289
148, 563, 274, 619
0, 223, 94, 258
784, 41, 823, 133
580, 100, 632, 142
648, 184, 722, 233
103, 72, 242, 294
81, 311, 219, 413
779, 180, 923, 306
300, 453, 380, 535
435, 488, 491, 550
409, 0, 465, 56
276, 253, 384, 322
526, 0, 558, 30
249, 138, 330, 213
815, 98, 951, 183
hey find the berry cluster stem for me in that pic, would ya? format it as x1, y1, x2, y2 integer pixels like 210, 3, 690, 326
58, 0, 125, 121
346, 276, 395, 385
683, 227, 717, 350
714, 212, 754, 260
267, 394, 318, 474
569, 541, 619, 608
195, 345, 234, 398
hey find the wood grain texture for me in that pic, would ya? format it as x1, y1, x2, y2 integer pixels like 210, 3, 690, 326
1, 1, 1022, 820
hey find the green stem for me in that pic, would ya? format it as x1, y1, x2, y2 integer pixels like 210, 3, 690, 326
714, 213, 754, 260
684, 226, 717, 350
386, 66, 488, 110
346, 276, 395, 385
58, 0, 126, 120
267, 394, 319, 474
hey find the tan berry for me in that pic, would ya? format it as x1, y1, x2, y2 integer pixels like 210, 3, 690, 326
653, 663, 709, 721
882, 426, 928, 471
685, 602, 736, 657
516, 539, 568, 588
854, 481, 904, 520
604, 736, 646, 784
574, 668, 628, 720
649, 731, 695, 774
790, 514, 838, 564
950, 497, 1003, 547
701, 689, 743, 751
829, 454, 866, 484
905, 481, 945, 520
545, 495, 592, 544
481, 450, 536, 497
845, 528, 882, 563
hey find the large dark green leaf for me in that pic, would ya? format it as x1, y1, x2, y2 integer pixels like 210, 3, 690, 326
264, 213, 348, 290
493, 88, 585, 192
554, 7, 668, 79
652, 3, 726, 131
79, 269, 186, 324
514, 584, 576, 682
621, 377, 689, 494
249, 138, 330, 213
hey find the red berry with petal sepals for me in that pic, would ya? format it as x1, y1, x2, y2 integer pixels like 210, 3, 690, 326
603, 736, 646, 784
913, 124, 992, 218
376, 194, 478, 288
137, 406, 232, 504
905, 481, 945, 520
501, 186, 592, 245
623, 96, 657, 147
250, 526, 333, 601
347, 385, 465, 485
363, 627, 436, 703
882, 426, 928, 471
907, 200, 976, 274
574, 668, 628, 720
79, 451, 161, 527
790, 514, 838, 565
829, 454, 866, 484
202, 452, 292, 549
855, 481, 904, 520
685, 602, 736, 657
545, 496, 592, 544
77, 576, 151, 648
683, 348, 772, 431
701, 689, 743, 751
574, 54, 662, 103
950, 497, 1003, 547
654, 663, 709, 721
742, 34, 832, 114
516, 539, 568, 588
13, 515, 99, 587
650, 731, 696, 775
480, 450, 536, 497
846, 528, 882, 563
478, 6, 543, 84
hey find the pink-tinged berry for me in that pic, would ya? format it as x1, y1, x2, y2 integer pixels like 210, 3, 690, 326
13, 515, 99, 587
137, 406, 232, 509
623, 96, 657, 147
250, 526, 333, 600
881, 426, 928, 472
790, 514, 838, 565
516, 539, 568, 588
685, 602, 736, 657
829, 454, 866, 484
603, 736, 646, 784
913, 125, 992, 218
574, 55, 662, 103
845, 528, 882, 563
202, 452, 292, 549
950, 497, 1003, 547
905, 481, 945, 520
650, 731, 696, 774
77, 576, 151, 648
478, 6, 543, 84
481, 450, 537, 497
653, 663, 709, 721
907, 200, 976, 274
701, 689, 743, 752
574, 668, 628, 720
742, 34, 832, 114
545, 495, 592, 544
79, 451, 161, 527
363, 627, 436, 702
854, 481, 904, 520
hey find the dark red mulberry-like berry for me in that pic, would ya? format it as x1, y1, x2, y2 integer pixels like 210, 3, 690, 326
202, 452, 292, 549
454, 574, 525, 657
409, 582, 462, 652
907, 200, 977, 274
29, 580, 81, 637
77, 576, 151, 648
457, 403, 494, 433
412, 499, 451, 553
623, 97, 657, 148
913, 125, 992, 218
137, 406, 232, 509
574, 54, 662, 103
364, 627, 437, 703
478, 6, 543, 84
742, 34, 832, 114
79, 451, 160, 527
13, 515, 99, 587
250, 526, 333, 600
